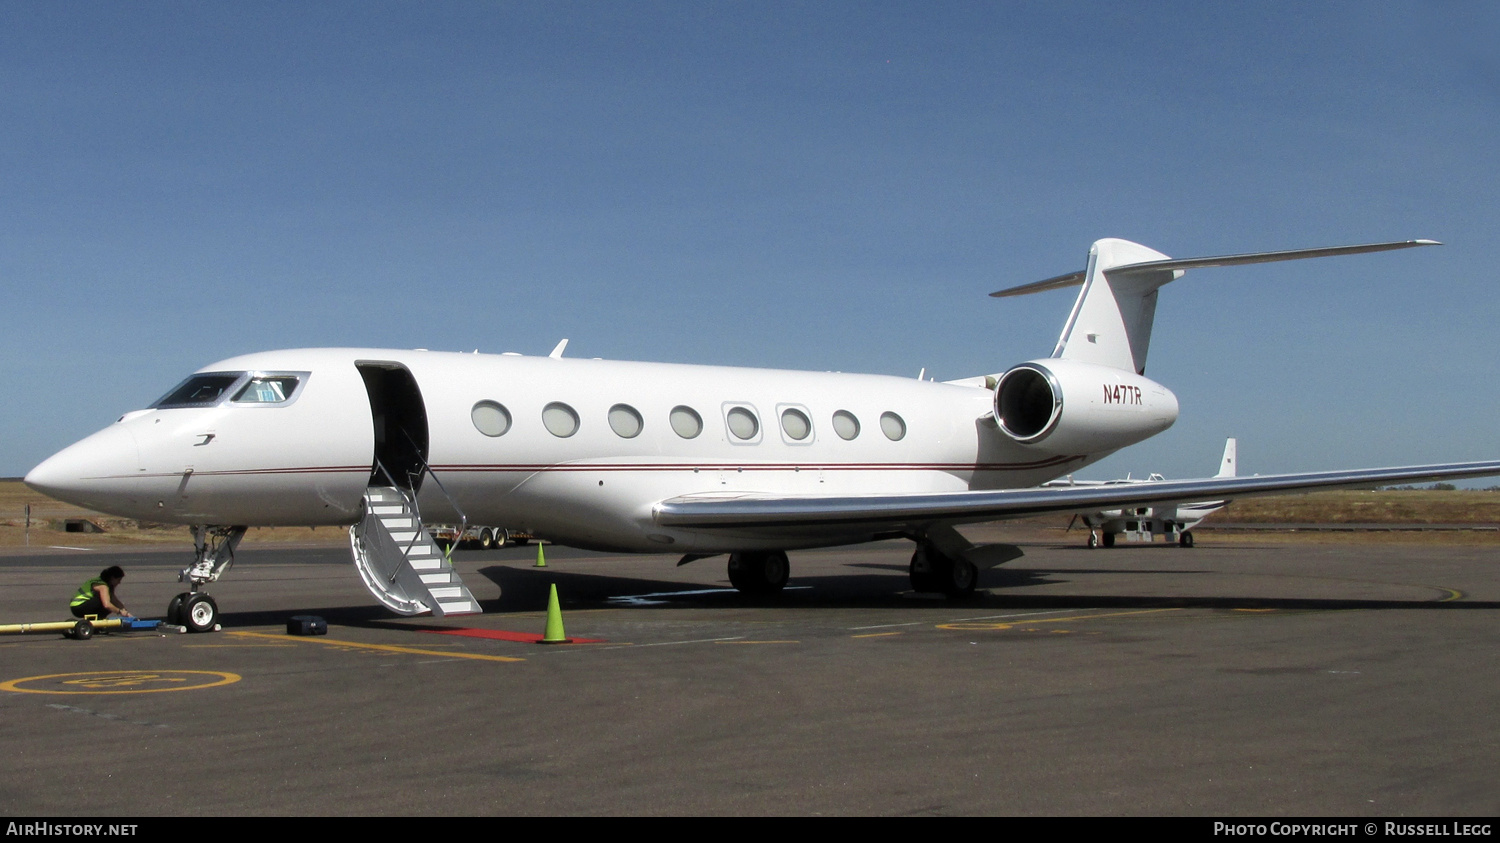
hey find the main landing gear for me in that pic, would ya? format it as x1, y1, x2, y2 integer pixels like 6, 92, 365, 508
167, 525, 244, 633
908, 545, 979, 597
727, 551, 790, 595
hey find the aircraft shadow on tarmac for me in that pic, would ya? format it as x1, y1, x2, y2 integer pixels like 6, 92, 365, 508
467, 562, 1500, 615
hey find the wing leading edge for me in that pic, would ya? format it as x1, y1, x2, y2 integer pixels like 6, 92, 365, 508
653, 461, 1500, 531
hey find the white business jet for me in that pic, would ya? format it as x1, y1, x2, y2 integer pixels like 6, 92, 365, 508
1052, 438, 1237, 548
26, 237, 1500, 631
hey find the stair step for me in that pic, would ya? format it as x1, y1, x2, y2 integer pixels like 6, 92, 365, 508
350, 485, 481, 619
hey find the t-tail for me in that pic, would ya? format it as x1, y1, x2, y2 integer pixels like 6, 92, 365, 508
992, 237, 1440, 376
983, 238, 1437, 457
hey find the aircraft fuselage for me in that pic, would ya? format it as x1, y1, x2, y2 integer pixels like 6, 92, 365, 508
26, 347, 1176, 553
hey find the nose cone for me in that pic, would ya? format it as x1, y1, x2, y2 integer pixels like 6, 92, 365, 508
25, 424, 142, 514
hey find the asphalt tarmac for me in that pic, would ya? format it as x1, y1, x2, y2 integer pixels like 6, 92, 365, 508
1, 536, 1496, 816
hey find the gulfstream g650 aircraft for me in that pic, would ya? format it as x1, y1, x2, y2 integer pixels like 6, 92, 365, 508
27, 237, 1500, 631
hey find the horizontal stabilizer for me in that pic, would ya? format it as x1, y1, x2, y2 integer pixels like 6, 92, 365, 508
654, 459, 1500, 531
990, 240, 1439, 298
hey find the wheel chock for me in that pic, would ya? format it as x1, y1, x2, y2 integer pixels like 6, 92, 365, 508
539, 584, 571, 644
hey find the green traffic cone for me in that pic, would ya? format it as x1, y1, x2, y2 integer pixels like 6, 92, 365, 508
540, 583, 571, 644
534, 542, 547, 568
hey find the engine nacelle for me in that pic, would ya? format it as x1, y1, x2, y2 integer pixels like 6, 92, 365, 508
993, 359, 1179, 455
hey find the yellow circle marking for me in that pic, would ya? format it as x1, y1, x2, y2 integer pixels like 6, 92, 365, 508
0, 670, 241, 695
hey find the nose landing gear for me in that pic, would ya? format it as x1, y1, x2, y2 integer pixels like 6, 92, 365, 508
167, 525, 243, 633
167, 592, 221, 633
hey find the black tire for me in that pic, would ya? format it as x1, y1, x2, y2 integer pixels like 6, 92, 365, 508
494, 530, 510, 548
68, 620, 94, 641
183, 593, 218, 633
1179, 531, 1195, 548
761, 551, 790, 593
909, 548, 940, 593
166, 592, 189, 625
944, 558, 979, 598
1102, 532, 1116, 548
727, 551, 790, 594
478, 529, 494, 550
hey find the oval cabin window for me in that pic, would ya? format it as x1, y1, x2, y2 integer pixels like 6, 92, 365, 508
832, 410, 860, 440
880, 411, 906, 441
608, 404, 643, 439
780, 408, 811, 441
472, 401, 512, 437
726, 406, 759, 441
542, 402, 580, 438
670, 406, 703, 439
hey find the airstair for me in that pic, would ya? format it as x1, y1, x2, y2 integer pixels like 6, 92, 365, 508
350, 485, 481, 617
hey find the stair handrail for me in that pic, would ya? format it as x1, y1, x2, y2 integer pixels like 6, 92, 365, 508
369, 457, 425, 582
394, 427, 469, 554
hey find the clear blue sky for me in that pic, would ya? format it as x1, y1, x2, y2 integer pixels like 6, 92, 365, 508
4, 2, 1497, 482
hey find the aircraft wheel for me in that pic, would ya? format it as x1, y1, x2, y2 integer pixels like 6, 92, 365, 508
909, 548, 940, 592
1087, 532, 1099, 549
1101, 532, 1116, 548
1179, 531, 1195, 548
494, 530, 510, 548
478, 529, 494, 550
166, 592, 189, 625
943, 558, 979, 598
727, 551, 789, 594
183, 593, 219, 633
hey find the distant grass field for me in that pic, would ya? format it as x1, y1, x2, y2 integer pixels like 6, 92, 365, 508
0, 480, 345, 548
1206, 489, 1500, 524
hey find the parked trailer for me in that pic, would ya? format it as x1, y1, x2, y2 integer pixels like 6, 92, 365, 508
427, 524, 534, 550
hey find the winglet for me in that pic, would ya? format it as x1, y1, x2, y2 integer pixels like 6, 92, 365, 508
549, 339, 569, 359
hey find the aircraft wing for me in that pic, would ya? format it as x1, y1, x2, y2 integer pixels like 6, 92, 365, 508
653, 460, 1500, 530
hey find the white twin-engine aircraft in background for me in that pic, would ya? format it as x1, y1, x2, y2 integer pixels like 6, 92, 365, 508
26, 237, 1500, 631
1051, 438, 1237, 548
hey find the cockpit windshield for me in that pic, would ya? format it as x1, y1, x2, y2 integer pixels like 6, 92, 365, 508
233, 376, 299, 404
151, 371, 306, 409
152, 373, 245, 408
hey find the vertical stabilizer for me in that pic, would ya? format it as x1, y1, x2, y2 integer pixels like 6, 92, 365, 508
1215, 438, 1237, 478
1053, 238, 1180, 374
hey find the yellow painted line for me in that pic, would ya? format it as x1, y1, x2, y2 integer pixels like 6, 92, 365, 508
937, 607, 1180, 631
1, 670, 240, 695
184, 644, 298, 648
713, 640, 799, 645
1233, 608, 1276, 613
853, 632, 904, 638
228, 631, 524, 662
1437, 587, 1464, 602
